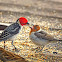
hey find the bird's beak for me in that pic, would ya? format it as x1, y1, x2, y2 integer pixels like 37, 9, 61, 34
29, 24, 34, 29
29, 27, 32, 29
26, 22, 29, 25
32, 24, 34, 26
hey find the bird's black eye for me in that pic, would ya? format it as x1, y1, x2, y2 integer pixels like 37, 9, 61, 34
34, 27, 37, 29
16, 18, 19, 23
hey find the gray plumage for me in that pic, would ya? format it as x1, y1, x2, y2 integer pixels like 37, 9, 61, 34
0, 25, 7, 30
0, 22, 21, 41
34, 31, 62, 41
0, 17, 29, 50
30, 30, 62, 46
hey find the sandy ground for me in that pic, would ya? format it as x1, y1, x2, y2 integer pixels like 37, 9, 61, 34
0, 13, 62, 62
0, 0, 62, 62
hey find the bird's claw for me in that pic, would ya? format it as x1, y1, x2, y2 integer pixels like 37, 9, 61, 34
15, 47, 20, 52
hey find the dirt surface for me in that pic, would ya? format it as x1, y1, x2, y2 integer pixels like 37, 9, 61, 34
0, 0, 62, 62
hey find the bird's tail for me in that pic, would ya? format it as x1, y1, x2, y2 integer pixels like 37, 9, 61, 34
54, 39, 62, 41
0, 25, 7, 30
57, 39, 62, 41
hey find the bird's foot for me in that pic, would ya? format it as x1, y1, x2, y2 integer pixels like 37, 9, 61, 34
4, 45, 5, 49
14, 47, 20, 52
4, 41, 5, 49
31, 47, 40, 51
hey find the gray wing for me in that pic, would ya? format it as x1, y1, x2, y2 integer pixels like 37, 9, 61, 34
0, 25, 7, 30
0, 23, 21, 41
34, 31, 55, 41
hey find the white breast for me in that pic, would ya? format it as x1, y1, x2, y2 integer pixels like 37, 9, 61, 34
29, 32, 48, 46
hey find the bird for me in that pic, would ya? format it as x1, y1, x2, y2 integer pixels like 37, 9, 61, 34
0, 25, 7, 30
29, 25, 62, 51
0, 17, 29, 50
0, 25, 8, 34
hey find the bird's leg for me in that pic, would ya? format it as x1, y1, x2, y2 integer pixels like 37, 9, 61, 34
4, 41, 5, 49
11, 41, 20, 52
11, 41, 17, 50
38, 45, 44, 52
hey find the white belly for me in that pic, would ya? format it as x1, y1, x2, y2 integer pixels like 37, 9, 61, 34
30, 32, 48, 46
9, 33, 19, 41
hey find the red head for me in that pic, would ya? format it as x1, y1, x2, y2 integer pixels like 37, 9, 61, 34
18, 17, 29, 26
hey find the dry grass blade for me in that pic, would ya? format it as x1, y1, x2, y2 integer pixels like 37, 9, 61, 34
0, 47, 28, 62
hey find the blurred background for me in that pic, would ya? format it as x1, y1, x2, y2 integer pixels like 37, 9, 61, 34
0, 0, 62, 62
0, 0, 62, 23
